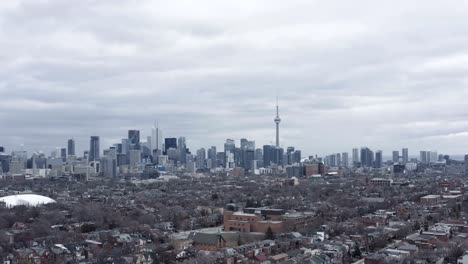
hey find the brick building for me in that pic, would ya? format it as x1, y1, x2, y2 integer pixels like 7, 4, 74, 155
223, 207, 314, 234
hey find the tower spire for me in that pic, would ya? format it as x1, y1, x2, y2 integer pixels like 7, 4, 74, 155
274, 93, 281, 147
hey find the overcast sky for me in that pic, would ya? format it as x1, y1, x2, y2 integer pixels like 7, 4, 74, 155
1, 0, 468, 157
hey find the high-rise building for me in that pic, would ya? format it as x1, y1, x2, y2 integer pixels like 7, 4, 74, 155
167, 148, 178, 162
196, 148, 206, 169
240, 139, 248, 150
274, 99, 281, 147
255, 149, 263, 161
207, 146, 217, 169
292, 150, 301, 164
342, 152, 349, 168
243, 149, 255, 171
208, 146, 217, 160
0, 153, 12, 173
67, 139, 75, 156
0, 146, 4, 153
101, 155, 117, 178
402, 148, 409, 164
224, 139, 236, 168
178, 137, 187, 164
419, 151, 436, 164
117, 153, 127, 166
128, 149, 141, 168
151, 122, 163, 152
89, 136, 100, 161
360, 147, 374, 168
263, 145, 283, 167
121, 139, 129, 154
430, 151, 438, 163
375, 150, 383, 168
60, 148, 67, 162
128, 130, 140, 150
392, 151, 399, 163
352, 148, 359, 167
115, 143, 123, 154
336, 153, 342, 167
164, 138, 177, 154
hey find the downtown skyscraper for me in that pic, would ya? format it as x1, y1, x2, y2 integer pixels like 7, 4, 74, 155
402, 148, 409, 164
151, 122, 163, 152
89, 136, 100, 161
67, 138, 75, 156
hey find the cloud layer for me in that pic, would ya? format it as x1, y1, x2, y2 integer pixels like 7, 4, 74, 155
1, 0, 468, 157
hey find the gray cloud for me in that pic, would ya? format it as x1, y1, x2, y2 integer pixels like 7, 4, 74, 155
1, 0, 468, 156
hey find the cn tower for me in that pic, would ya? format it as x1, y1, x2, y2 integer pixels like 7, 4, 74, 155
274, 97, 281, 147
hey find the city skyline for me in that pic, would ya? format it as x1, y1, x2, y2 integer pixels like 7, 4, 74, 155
2, 1, 468, 156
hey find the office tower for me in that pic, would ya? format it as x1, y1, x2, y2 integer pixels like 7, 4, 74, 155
208, 146, 217, 161
360, 147, 374, 168
117, 153, 127, 166
245, 140, 255, 150
89, 136, 100, 161
375, 150, 383, 168
60, 148, 67, 162
107, 147, 117, 158
121, 139, 129, 154
430, 151, 438, 163
243, 149, 255, 171
178, 137, 187, 164
164, 138, 177, 155
216, 152, 225, 167
225, 150, 235, 169
263, 145, 283, 167
140, 141, 152, 161
402, 148, 409, 164
420, 151, 428, 163
50, 149, 58, 159
274, 98, 281, 147
186, 154, 196, 173
196, 148, 206, 169
115, 143, 123, 154
336, 153, 342, 167
392, 151, 399, 163
12, 151, 28, 168
240, 139, 248, 150
342, 152, 349, 168
101, 155, 117, 178
352, 148, 359, 167
67, 139, 75, 156
0, 146, 4, 153
0, 153, 12, 173
292, 150, 301, 164
263, 145, 274, 167
31, 153, 38, 176
128, 149, 141, 168
151, 122, 163, 151
207, 146, 216, 168
167, 148, 178, 162
9, 158, 23, 174
128, 130, 140, 150
255, 148, 263, 161
329, 154, 336, 167
224, 139, 236, 168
